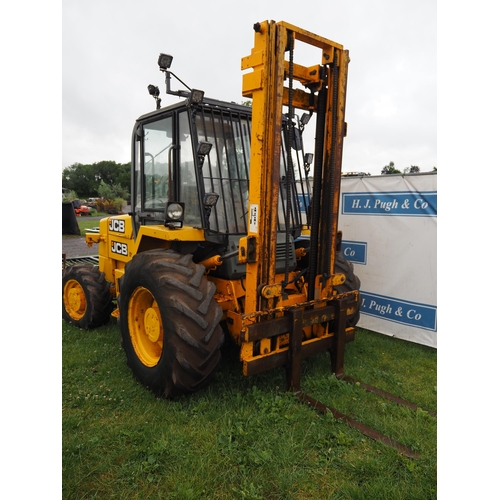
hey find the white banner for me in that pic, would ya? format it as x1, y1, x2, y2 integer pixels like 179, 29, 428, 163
338, 173, 437, 348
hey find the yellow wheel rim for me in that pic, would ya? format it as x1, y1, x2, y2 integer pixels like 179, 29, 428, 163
63, 279, 87, 321
128, 287, 164, 367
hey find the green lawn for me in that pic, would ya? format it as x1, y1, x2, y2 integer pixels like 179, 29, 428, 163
77, 217, 103, 234
62, 322, 437, 499
63, 214, 107, 237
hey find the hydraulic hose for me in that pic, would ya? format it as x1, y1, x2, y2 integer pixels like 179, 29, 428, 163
283, 30, 295, 290
307, 68, 328, 301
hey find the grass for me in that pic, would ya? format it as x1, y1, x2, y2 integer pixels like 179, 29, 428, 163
77, 217, 103, 234
63, 214, 107, 237
62, 322, 437, 499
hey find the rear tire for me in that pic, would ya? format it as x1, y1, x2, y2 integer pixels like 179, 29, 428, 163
62, 264, 113, 329
118, 249, 224, 398
334, 252, 361, 327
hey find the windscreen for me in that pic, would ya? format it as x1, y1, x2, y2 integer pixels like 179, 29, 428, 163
196, 107, 304, 234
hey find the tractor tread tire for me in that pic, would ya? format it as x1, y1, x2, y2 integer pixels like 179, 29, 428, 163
334, 252, 361, 327
62, 264, 113, 329
118, 249, 224, 398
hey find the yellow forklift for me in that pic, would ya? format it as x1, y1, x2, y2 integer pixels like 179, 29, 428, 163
63, 20, 359, 399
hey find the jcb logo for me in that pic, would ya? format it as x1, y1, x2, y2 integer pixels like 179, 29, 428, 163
111, 241, 128, 256
109, 219, 125, 233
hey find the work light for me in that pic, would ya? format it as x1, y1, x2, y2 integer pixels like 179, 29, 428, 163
197, 141, 212, 157
204, 193, 219, 207
187, 89, 204, 106
164, 202, 185, 228
158, 53, 173, 71
300, 112, 312, 125
148, 85, 160, 97
166, 203, 183, 220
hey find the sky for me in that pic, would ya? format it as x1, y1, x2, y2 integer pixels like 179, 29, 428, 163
62, 0, 437, 176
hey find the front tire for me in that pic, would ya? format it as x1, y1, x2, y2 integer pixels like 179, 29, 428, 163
62, 264, 113, 329
118, 249, 224, 398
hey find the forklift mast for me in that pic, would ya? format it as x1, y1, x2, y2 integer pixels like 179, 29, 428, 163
240, 20, 349, 315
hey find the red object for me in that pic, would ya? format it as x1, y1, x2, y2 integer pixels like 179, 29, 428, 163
72, 200, 91, 216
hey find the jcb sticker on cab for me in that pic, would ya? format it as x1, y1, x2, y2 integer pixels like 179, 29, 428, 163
109, 219, 125, 233
111, 241, 128, 256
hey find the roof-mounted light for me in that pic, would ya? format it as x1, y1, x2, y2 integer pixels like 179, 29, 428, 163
187, 89, 205, 106
147, 84, 161, 109
158, 53, 173, 71
148, 85, 160, 98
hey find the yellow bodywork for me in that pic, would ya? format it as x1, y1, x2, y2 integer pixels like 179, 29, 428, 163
86, 215, 205, 297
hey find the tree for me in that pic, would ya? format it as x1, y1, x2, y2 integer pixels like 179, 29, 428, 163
62, 162, 97, 197
97, 180, 130, 201
62, 161, 131, 198
97, 180, 114, 200
403, 165, 420, 174
381, 161, 401, 175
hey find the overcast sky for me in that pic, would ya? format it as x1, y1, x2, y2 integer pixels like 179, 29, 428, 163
62, 0, 436, 176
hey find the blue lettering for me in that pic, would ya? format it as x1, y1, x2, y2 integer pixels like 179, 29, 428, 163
342, 191, 437, 217
360, 291, 436, 331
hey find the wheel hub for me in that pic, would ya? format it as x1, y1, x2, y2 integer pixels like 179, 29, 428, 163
128, 287, 163, 367
64, 279, 87, 320
144, 307, 161, 342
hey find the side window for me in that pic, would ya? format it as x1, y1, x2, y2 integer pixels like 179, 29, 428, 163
143, 116, 173, 210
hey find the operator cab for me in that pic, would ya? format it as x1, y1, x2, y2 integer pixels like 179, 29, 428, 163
131, 56, 313, 279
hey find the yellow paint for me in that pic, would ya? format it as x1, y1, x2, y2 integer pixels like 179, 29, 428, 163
127, 286, 163, 367
63, 279, 87, 320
